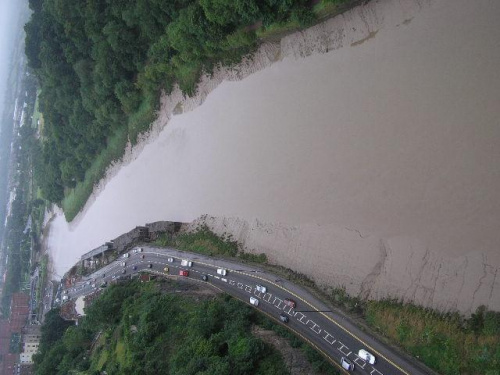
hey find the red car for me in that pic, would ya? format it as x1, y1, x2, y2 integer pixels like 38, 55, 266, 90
284, 298, 296, 308
179, 270, 189, 277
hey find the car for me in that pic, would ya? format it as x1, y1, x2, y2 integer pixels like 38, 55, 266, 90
122, 269, 126, 274
216, 268, 227, 276
102, 273, 105, 278
100, 282, 107, 288
91, 283, 96, 288
279, 313, 289, 323
133, 265, 137, 270
111, 275, 117, 280
179, 270, 189, 277
256, 284, 267, 293
62, 295, 68, 301
167, 257, 174, 263
136, 247, 143, 252
181, 260, 193, 267
121, 261, 126, 267
201, 275, 208, 281
148, 263, 153, 268
164, 267, 169, 273
123, 253, 130, 258
340, 357, 354, 371
249, 297, 259, 306
141, 254, 145, 259
358, 349, 376, 364
283, 298, 296, 308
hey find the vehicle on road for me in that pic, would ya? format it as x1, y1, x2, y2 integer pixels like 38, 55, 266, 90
341, 357, 354, 371
148, 263, 153, 268
133, 247, 143, 253
256, 284, 267, 293
100, 282, 107, 288
167, 257, 174, 263
279, 313, 289, 323
358, 349, 376, 364
216, 268, 227, 276
121, 261, 126, 267
284, 298, 296, 308
102, 273, 105, 278
179, 270, 189, 277
62, 295, 68, 301
141, 254, 145, 259
122, 269, 126, 274
123, 253, 130, 258
91, 283, 96, 288
249, 297, 259, 306
201, 275, 208, 281
181, 260, 192, 267
164, 267, 169, 272
133, 266, 137, 270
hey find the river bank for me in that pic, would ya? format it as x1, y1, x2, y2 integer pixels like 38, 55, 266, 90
46, 0, 500, 316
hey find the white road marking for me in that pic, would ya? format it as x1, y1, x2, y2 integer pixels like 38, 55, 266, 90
322, 330, 336, 345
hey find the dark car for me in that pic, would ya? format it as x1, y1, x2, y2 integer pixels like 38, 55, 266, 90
279, 313, 289, 323
122, 269, 126, 274
148, 263, 153, 268
201, 275, 208, 281
284, 298, 296, 308
133, 265, 137, 270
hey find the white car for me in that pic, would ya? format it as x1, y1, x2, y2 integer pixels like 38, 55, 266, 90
358, 349, 376, 364
121, 261, 126, 267
181, 260, 193, 267
123, 253, 130, 258
216, 268, 227, 276
167, 257, 174, 263
249, 297, 259, 306
341, 357, 354, 371
256, 284, 267, 293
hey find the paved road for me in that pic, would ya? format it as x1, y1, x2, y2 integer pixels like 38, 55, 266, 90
65, 246, 432, 375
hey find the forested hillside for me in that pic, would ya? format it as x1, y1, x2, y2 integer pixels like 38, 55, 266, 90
33, 281, 337, 374
24, 0, 320, 208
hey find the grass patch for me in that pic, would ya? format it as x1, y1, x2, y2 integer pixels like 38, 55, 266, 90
127, 92, 158, 145
61, 126, 128, 221
154, 225, 267, 264
365, 301, 500, 375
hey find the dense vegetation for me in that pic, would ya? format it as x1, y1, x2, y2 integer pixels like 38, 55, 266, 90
24, 0, 337, 214
33, 280, 337, 375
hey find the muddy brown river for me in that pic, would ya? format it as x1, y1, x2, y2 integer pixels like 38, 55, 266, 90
48, 0, 500, 313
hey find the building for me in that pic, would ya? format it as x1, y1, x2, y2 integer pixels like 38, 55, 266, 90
19, 325, 41, 365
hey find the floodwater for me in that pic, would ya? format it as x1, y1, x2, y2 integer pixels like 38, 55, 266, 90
48, 0, 500, 310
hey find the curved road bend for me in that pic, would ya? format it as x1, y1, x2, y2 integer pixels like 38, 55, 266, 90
66, 246, 433, 375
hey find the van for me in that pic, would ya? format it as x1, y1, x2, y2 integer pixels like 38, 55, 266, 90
216, 268, 227, 276
249, 297, 259, 306
358, 349, 376, 364
181, 260, 192, 267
